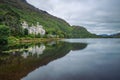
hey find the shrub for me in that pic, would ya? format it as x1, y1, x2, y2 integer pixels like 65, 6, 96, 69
0, 25, 10, 44
24, 28, 28, 35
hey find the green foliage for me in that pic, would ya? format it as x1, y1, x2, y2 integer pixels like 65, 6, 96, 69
0, 25, 10, 44
70, 26, 98, 38
24, 28, 28, 35
8, 36, 19, 44
28, 34, 35, 38
0, 5, 23, 36
36, 33, 41, 38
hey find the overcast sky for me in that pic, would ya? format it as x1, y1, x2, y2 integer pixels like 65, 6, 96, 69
26, 0, 120, 34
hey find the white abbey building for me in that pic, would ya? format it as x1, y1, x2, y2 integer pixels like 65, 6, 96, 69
22, 21, 45, 35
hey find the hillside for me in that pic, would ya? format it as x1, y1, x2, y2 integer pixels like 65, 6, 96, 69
113, 33, 120, 38
0, 0, 98, 39
0, 0, 73, 37
110, 33, 120, 38
98, 33, 120, 38
71, 26, 98, 38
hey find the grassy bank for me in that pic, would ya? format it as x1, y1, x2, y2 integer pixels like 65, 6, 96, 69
8, 36, 61, 45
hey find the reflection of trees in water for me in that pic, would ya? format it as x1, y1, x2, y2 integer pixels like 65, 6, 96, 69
0, 42, 87, 80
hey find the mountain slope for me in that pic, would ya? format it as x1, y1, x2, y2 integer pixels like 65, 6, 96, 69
71, 26, 98, 38
110, 33, 120, 38
0, 0, 72, 37
0, 0, 98, 38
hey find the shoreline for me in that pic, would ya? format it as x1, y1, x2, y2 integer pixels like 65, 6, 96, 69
8, 37, 62, 45
19, 38, 62, 43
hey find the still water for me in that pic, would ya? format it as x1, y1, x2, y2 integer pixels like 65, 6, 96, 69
0, 39, 120, 80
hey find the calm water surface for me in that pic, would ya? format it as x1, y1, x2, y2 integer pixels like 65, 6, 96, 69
0, 39, 120, 80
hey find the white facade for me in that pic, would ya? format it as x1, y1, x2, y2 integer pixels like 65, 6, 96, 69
22, 21, 45, 35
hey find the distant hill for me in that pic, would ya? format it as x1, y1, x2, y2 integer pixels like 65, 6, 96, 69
110, 33, 120, 38
98, 34, 111, 38
0, 0, 99, 38
71, 26, 99, 38
98, 33, 120, 38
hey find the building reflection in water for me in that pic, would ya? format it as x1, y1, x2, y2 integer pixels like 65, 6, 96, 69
22, 44, 46, 58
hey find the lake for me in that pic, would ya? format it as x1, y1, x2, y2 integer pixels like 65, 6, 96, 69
0, 39, 120, 80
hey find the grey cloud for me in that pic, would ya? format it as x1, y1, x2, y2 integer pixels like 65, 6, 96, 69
26, 0, 120, 34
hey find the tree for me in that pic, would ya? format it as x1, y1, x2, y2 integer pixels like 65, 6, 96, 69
36, 33, 41, 38
24, 28, 28, 35
0, 25, 10, 44
3, 11, 22, 36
